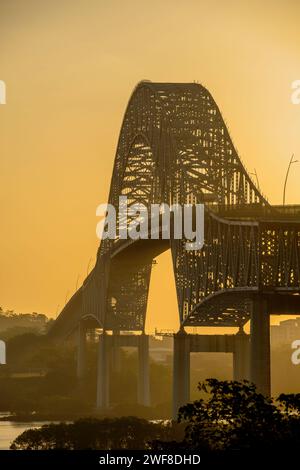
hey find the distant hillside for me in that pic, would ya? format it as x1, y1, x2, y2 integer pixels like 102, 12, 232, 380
0, 308, 50, 339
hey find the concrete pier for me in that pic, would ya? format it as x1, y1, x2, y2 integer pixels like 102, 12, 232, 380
96, 332, 150, 409
96, 333, 110, 409
233, 327, 250, 381
250, 298, 271, 396
172, 330, 251, 419
111, 331, 122, 374
137, 334, 150, 406
172, 330, 190, 419
77, 321, 87, 380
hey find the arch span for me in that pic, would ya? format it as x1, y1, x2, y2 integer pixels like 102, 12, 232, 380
50, 82, 300, 339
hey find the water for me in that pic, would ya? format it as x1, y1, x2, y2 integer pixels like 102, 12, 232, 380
0, 414, 49, 450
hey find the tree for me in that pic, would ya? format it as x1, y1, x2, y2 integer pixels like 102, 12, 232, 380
10, 417, 179, 450
176, 379, 300, 452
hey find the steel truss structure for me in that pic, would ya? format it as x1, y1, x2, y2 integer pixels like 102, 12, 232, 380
50, 82, 300, 338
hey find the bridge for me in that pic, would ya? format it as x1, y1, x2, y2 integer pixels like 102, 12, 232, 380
49, 81, 300, 417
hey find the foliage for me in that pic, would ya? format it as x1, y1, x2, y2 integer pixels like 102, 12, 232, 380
8, 380, 300, 452
0, 310, 49, 338
10, 417, 179, 450
176, 379, 300, 452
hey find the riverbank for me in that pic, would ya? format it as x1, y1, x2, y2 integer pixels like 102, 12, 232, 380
0, 411, 86, 422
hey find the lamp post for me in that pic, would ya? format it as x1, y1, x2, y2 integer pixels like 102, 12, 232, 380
283, 154, 298, 206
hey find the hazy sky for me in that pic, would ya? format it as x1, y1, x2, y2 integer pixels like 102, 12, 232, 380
0, 0, 299, 331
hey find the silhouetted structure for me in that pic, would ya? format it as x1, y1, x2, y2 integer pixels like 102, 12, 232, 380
49, 82, 300, 416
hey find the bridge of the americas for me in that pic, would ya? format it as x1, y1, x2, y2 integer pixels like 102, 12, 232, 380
49, 81, 300, 418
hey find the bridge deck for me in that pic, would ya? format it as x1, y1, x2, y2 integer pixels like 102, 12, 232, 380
213, 204, 300, 221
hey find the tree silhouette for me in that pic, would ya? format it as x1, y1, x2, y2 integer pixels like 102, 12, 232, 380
177, 379, 300, 452
9, 380, 300, 453
10, 417, 180, 450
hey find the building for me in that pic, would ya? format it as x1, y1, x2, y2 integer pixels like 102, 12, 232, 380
271, 318, 300, 346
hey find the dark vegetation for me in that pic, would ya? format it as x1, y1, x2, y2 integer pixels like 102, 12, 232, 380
0, 307, 50, 340
10, 417, 183, 450
1, 311, 300, 428
162, 379, 300, 452
10, 380, 300, 454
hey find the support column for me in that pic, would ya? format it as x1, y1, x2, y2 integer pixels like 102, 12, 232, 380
172, 330, 190, 420
137, 334, 150, 406
250, 297, 271, 396
233, 326, 250, 381
96, 333, 110, 409
111, 331, 122, 374
77, 321, 87, 380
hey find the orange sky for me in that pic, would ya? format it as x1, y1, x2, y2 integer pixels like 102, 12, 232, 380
0, 0, 300, 331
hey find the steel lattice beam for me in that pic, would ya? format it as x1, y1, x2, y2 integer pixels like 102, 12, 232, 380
49, 82, 300, 337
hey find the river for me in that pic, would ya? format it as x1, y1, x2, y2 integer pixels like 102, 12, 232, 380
0, 414, 49, 450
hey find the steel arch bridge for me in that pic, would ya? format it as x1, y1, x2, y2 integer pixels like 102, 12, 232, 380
50, 81, 300, 340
